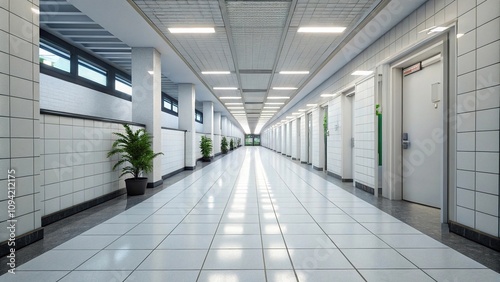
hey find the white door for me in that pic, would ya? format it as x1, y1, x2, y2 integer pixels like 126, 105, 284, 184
402, 57, 443, 208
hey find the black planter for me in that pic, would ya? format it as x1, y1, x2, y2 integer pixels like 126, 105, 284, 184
125, 177, 148, 196
202, 156, 212, 162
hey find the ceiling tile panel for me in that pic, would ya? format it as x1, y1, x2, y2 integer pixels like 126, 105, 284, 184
240, 74, 271, 90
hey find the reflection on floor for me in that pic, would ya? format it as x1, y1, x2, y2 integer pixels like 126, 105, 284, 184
1, 147, 499, 281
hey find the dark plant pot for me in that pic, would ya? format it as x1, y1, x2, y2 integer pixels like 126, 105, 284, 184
202, 156, 212, 162
125, 177, 148, 196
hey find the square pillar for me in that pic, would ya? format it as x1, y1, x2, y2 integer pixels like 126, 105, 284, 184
131, 47, 163, 187
203, 102, 214, 156
221, 116, 228, 137
178, 84, 196, 169
214, 112, 221, 155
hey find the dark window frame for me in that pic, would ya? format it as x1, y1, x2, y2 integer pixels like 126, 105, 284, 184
195, 110, 203, 124
162, 92, 178, 116
39, 29, 132, 101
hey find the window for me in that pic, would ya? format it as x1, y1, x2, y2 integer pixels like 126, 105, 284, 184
115, 75, 132, 95
78, 58, 107, 86
195, 110, 203, 123
39, 41, 71, 73
162, 92, 178, 116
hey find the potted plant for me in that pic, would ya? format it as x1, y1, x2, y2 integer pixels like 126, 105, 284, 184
200, 135, 213, 162
107, 124, 163, 196
230, 138, 234, 151
221, 136, 228, 154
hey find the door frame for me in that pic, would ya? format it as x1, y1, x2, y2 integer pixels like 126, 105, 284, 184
382, 30, 456, 223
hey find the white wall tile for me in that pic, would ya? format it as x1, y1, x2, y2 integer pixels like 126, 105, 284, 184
457, 50, 476, 75
457, 132, 475, 151
475, 211, 499, 236
457, 91, 476, 113
457, 71, 476, 94
477, 63, 500, 90
477, 41, 500, 69
456, 112, 475, 132
475, 192, 498, 216
457, 188, 475, 209
457, 151, 475, 170
476, 172, 499, 195
476, 108, 499, 131
477, 17, 500, 48
476, 152, 499, 173
477, 0, 500, 26
457, 206, 475, 227
476, 86, 499, 110
457, 30, 476, 56
476, 131, 499, 152
457, 169, 475, 190
457, 0, 476, 15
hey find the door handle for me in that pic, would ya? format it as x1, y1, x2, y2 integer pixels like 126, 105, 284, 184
402, 133, 410, 149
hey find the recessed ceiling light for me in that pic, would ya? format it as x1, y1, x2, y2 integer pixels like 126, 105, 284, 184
321, 94, 335, 97
202, 71, 231, 74
227, 107, 244, 109
286, 116, 294, 119
267, 96, 289, 100
298, 109, 306, 112
307, 104, 317, 107
214, 87, 238, 90
31, 7, 40, 14
148, 71, 154, 75
273, 87, 297, 90
225, 103, 243, 105
292, 113, 300, 115
220, 97, 242, 99
264, 106, 280, 109
279, 71, 309, 74
265, 102, 285, 105
298, 27, 346, 33
168, 27, 215, 33
351, 71, 373, 76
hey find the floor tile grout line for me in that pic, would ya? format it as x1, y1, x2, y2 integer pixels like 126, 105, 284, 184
54, 155, 234, 282
271, 150, 441, 280
255, 153, 300, 282
195, 149, 248, 281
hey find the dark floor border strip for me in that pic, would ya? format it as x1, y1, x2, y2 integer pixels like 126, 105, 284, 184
300, 161, 308, 164
312, 165, 323, 171
292, 157, 297, 160
327, 171, 342, 180
0, 228, 44, 257
41, 188, 126, 226
41, 109, 145, 127
355, 181, 374, 195
185, 166, 195, 170
162, 168, 186, 180
449, 221, 500, 251
147, 179, 163, 188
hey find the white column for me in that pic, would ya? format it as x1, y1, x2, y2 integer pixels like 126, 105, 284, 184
131, 47, 163, 186
203, 102, 214, 156
281, 124, 286, 155
178, 84, 196, 169
221, 116, 228, 137
214, 112, 221, 155
300, 116, 307, 163
291, 119, 298, 160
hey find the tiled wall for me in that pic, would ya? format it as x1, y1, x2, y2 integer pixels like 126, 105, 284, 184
0, 0, 41, 242
281, 125, 286, 153
214, 134, 221, 155
40, 115, 137, 216
354, 77, 376, 188
40, 74, 132, 122
300, 116, 307, 162
454, 0, 499, 236
286, 123, 291, 156
291, 119, 298, 159
327, 96, 342, 176
161, 128, 185, 176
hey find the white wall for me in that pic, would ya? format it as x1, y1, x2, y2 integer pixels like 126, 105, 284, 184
40, 74, 132, 122
161, 112, 178, 129
300, 116, 307, 162
195, 122, 203, 133
291, 119, 298, 159
311, 109, 320, 168
40, 114, 135, 216
161, 128, 185, 176
354, 77, 376, 188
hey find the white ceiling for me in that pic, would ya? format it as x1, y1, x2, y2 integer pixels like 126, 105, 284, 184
41, 0, 427, 134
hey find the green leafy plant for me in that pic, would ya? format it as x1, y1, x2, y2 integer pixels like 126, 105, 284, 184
107, 124, 163, 179
200, 135, 213, 160
229, 138, 234, 150
221, 136, 229, 154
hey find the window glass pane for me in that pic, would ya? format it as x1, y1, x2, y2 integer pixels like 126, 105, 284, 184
78, 58, 107, 86
163, 99, 172, 110
39, 41, 71, 72
115, 76, 131, 95
172, 104, 178, 113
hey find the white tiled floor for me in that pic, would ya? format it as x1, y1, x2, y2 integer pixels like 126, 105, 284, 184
2, 147, 500, 281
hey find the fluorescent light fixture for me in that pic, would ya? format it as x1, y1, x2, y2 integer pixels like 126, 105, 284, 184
225, 103, 243, 105
31, 7, 40, 14
306, 104, 317, 107
321, 94, 335, 97
279, 71, 309, 74
429, 26, 448, 33
292, 113, 300, 115
264, 106, 280, 109
168, 27, 215, 33
273, 87, 297, 90
148, 71, 154, 75
202, 71, 230, 74
298, 27, 346, 33
227, 107, 244, 109
286, 116, 294, 119
214, 87, 238, 90
281, 120, 287, 122
456, 33, 464, 38
298, 109, 306, 112
220, 97, 242, 99
351, 70, 373, 76
231, 111, 245, 114
267, 96, 289, 99
265, 102, 284, 105
262, 110, 277, 113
